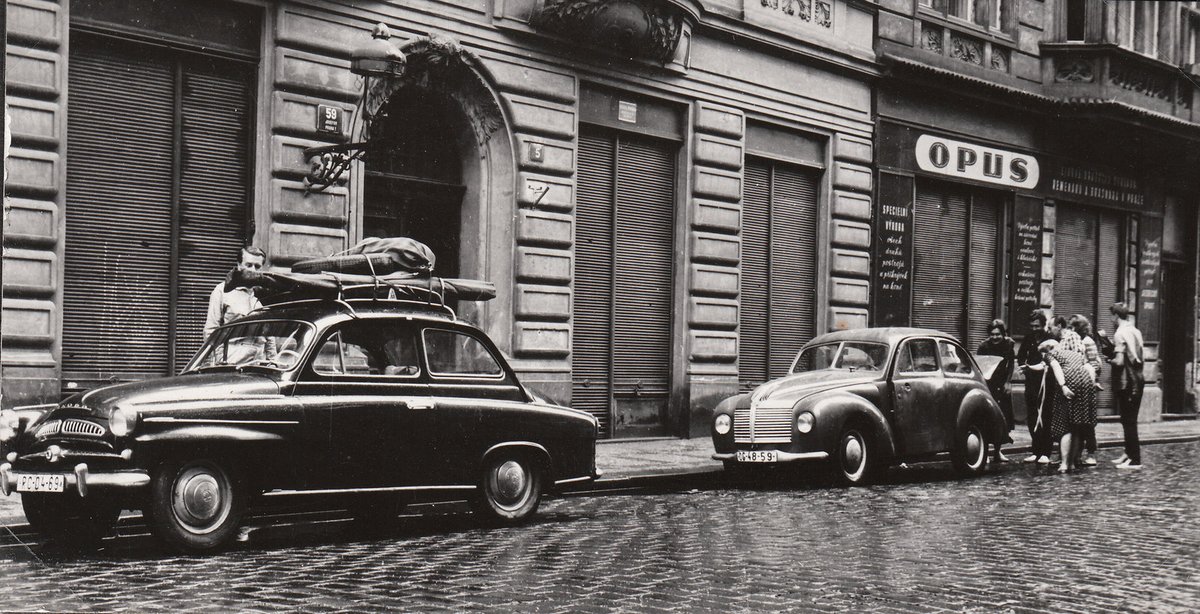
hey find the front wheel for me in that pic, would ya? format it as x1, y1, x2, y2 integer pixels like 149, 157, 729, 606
951, 419, 990, 476
471, 453, 542, 523
145, 459, 248, 553
22, 493, 120, 545
834, 426, 879, 486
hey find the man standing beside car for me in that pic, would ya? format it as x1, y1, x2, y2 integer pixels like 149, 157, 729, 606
1017, 310, 1054, 464
204, 246, 267, 339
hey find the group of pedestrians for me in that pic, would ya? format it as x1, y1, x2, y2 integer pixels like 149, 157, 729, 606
979, 303, 1146, 473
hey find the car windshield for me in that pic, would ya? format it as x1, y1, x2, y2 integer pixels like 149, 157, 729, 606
185, 320, 316, 373
791, 342, 889, 374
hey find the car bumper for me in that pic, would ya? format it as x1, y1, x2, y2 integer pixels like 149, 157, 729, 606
0, 462, 150, 498
712, 450, 830, 463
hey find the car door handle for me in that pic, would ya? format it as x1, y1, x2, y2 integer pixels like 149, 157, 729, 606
406, 399, 436, 410
902, 383, 912, 392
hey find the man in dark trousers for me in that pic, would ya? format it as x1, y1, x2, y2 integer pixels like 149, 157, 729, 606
1108, 302, 1145, 469
1017, 309, 1054, 463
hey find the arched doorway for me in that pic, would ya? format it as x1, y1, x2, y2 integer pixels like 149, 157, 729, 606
363, 90, 466, 279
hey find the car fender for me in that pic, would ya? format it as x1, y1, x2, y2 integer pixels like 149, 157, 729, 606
713, 393, 749, 416
956, 388, 1006, 442
481, 441, 553, 478
803, 391, 897, 460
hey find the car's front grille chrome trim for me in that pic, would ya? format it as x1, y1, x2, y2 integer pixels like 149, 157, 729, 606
34, 420, 62, 439
62, 419, 105, 437
734, 403, 792, 444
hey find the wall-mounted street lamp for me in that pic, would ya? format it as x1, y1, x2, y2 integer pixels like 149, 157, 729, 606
304, 23, 407, 193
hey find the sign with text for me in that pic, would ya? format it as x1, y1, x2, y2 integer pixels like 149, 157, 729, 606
1010, 196, 1043, 331
915, 134, 1039, 190
316, 104, 343, 136
1046, 160, 1144, 211
1138, 216, 1162, 341
873, 173, 915, 326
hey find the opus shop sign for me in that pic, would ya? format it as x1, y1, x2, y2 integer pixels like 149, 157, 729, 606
915, 134, 1039, 190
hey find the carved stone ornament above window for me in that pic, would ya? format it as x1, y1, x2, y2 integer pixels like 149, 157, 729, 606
950, 33, 983, 66
532, 0, 697, 64
1054, 59, 1094, 83
921, 23, 944, 54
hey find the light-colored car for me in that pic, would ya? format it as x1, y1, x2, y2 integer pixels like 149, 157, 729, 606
711, 328, 1007, 485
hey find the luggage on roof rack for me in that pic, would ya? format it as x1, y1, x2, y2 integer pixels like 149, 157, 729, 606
291, 237, 436, 275
229, 269, 495, 305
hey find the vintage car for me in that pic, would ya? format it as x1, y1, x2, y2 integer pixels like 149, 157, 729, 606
0, 297, 600, 552
711, 328, 1007, 485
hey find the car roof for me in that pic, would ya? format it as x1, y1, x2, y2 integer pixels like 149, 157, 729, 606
806, 327, 961, 347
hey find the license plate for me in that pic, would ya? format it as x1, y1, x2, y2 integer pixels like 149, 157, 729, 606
736, 450, 778, 463
16, 474, 65, 493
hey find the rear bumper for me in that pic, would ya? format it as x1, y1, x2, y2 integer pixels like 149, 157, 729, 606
0, 462, 150, 498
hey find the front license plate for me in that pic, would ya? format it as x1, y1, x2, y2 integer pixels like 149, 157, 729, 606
736, 450, 778, 463
16, 474, 65, 493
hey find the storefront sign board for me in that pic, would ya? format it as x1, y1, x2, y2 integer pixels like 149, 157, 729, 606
1138, 216, 1162, 341
1010, 195, 1043, 331
914, 134, 1039, 190
873, 172, 914, 326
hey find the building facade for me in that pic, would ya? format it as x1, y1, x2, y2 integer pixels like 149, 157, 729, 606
874, 0, 1200, 419
2, 0, 878, 438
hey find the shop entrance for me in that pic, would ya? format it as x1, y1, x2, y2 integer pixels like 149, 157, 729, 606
363, 91, 466, 279
1161, 260, 1196, 414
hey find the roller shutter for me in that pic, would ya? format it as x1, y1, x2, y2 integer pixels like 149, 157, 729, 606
912, 181, 1002, 346
572, 130, 676, 438
739, 159, 819, 391
1054, 204, 1125, 415
63, 37, 253, 386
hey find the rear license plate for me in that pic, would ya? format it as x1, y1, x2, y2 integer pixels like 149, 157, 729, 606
736, 450, 778, 463
16, 474, 65, 493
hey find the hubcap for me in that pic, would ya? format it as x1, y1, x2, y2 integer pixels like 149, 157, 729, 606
172, 465, 231, 534
491, 460, 530, 509
966, 429, 983, 467
842, 432, 865, 478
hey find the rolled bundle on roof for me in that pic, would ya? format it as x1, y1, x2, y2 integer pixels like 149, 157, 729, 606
290, 237, 436, 275
230, 269, 496, 304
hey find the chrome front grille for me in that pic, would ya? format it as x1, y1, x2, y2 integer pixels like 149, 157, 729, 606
734, 404, 794, 444
62, 419, 105, 437
35, 420, 62, 438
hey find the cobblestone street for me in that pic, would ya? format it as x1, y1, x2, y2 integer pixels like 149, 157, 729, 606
0, 442, 1196, 613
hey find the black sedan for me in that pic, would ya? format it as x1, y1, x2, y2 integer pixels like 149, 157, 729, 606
0, 299, 599, 552
711, 328, 1006, 485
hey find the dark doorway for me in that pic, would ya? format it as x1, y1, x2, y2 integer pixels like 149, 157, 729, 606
1161, 260, 1196, 414
363, 90, 466, 279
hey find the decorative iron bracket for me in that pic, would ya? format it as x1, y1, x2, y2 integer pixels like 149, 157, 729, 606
303, 142, 371, 193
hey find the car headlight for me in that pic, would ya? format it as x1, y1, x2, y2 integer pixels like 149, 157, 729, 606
0, 410, 20, 442
796, 412, 815, 434
714, 414, 732, 435
109, 408, 139, 437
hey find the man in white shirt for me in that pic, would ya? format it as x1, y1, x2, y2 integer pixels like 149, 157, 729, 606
204, 246, 267, 339
1108, 302, 1145, 469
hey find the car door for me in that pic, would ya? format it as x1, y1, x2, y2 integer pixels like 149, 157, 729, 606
295, 318, 430, 489
937, 339, 980, 449
889, 338, 946, 457
407, 326, 528, 486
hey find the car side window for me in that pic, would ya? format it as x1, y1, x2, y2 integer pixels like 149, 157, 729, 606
939, 340, 975, 376
896, 339, 940, 374
424, 329, 503, 377
311, 321, 421, 378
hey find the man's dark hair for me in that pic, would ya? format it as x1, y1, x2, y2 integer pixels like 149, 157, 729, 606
242, 245, 267, 261
1029, 309, 1047, 325
1110, 302, 1131, 319
1051, 314, 1069, 328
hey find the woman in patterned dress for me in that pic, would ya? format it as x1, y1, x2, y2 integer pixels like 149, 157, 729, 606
1037, 338, 1098, 473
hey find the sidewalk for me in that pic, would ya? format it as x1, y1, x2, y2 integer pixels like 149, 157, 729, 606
594, 418, 1200, 483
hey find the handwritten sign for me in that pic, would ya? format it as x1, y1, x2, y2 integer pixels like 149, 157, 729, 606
1010, 196, 1043, 331
1138, 216, 1162, 341
873, 173, 914, 326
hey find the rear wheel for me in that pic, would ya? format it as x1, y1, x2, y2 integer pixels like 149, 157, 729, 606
22, 493, 119, 545
471, 453, 542, 523
952, 419, 990, 475
145, 459, 247, 553
834, 425, 879, 486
